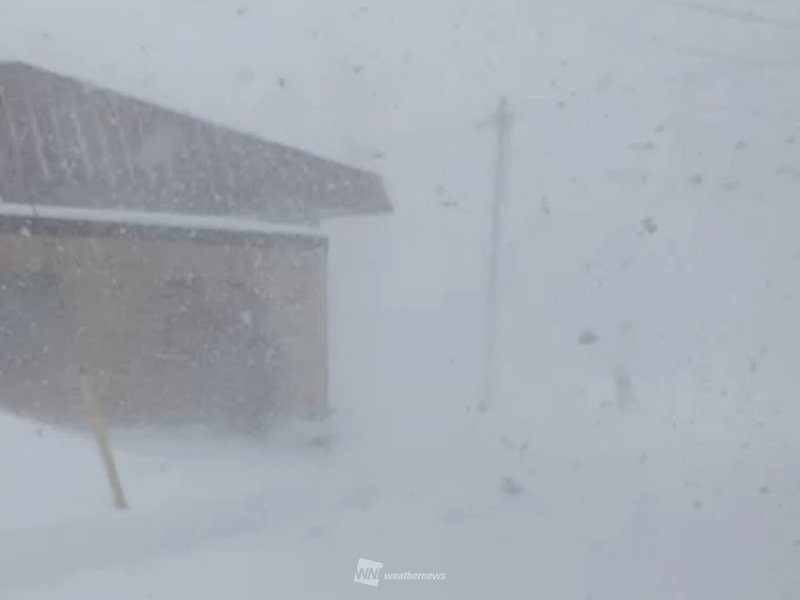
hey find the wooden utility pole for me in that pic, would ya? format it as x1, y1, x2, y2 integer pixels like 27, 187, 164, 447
479, 97, 514, 412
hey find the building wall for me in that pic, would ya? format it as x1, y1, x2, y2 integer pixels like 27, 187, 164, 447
0, 226, 327, 431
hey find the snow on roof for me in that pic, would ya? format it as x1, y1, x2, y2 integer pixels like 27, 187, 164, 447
0, 202, 324, 239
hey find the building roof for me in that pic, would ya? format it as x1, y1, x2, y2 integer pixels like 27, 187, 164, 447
0, 61, 391, 223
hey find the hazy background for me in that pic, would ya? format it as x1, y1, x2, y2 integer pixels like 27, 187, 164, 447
3, 1, 800, 598
4, 0, 800, 424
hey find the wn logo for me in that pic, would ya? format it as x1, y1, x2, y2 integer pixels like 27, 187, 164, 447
354, 557, 384, 587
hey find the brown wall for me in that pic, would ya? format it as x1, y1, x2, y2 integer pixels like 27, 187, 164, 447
0, 225, 327, 432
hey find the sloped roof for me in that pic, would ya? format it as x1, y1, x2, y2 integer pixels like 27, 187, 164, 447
0, 61, 391, 223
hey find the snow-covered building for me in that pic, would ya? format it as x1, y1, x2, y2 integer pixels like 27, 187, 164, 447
0, 62, 390, 431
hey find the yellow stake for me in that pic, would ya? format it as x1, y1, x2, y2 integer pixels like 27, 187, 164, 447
79, 369, 128, 510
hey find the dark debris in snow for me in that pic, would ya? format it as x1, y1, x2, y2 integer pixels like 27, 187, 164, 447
500, 477, 524, 496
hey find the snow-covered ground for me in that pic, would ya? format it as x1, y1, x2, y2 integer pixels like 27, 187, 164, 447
3, 400, 800, 599
3, 0, 800, 597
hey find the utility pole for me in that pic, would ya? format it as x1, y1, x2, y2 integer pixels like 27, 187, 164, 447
479, 97, 513, 412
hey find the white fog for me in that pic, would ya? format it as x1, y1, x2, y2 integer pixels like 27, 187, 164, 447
1, 0, 800, 598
